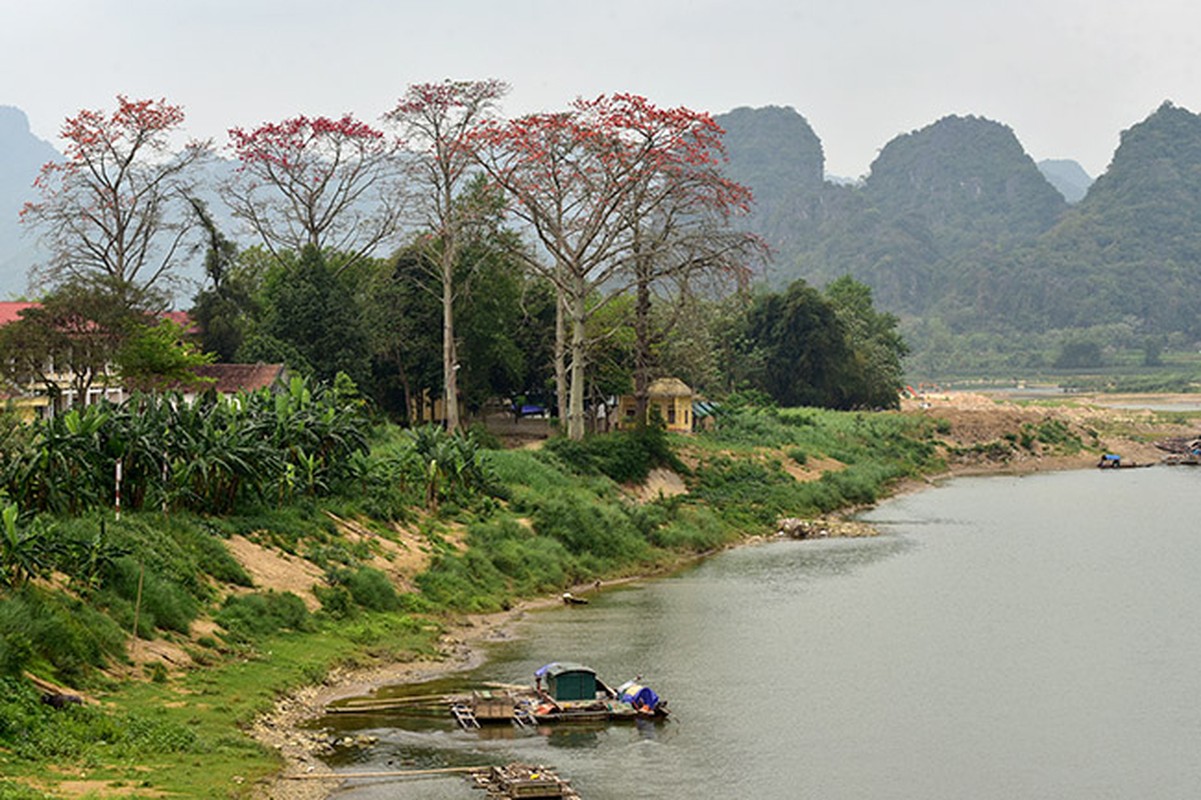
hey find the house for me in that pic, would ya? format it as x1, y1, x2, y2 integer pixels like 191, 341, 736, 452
616, 377, 694, 433
0, 301, 127, 418
174, 363, 289, 404
0, 301, 285, 416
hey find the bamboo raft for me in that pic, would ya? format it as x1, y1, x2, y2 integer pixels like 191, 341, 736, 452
285, 762, 581, 799
471, 763, 580, 799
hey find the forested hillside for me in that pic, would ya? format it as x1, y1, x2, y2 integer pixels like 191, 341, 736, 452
987, 102, 1201, 337
718, 102, 1201, 374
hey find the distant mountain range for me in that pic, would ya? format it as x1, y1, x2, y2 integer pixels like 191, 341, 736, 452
0, 106, 56, 297
1036, 158, 1093, 203
716, 101, 1201, 358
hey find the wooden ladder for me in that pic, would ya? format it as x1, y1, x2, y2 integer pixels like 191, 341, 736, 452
513, 701, 535, 728
451, 703, 480, 729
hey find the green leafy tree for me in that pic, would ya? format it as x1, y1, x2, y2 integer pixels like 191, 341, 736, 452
0, 280, 137, 409
824, 276, 907, 409
366, 244, 446, 423
453, 235, 530, 415
1054, 340, 1103, 369
737, 281, 855, 408
188, 198, 256, 361
116, 318, 216, 393
250, 246, 372, 387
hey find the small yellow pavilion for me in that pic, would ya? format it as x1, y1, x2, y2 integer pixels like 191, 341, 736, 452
616, 377, 694, 433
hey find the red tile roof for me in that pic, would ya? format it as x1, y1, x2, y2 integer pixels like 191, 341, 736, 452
0, 303, 195, 331
0, 302, 38, 327
190, 363, 287, 394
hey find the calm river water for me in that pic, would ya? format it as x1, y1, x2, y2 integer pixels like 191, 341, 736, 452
320, 467, 1201, 798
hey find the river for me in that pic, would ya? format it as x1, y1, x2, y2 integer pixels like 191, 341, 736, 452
318, 466, 1201, 798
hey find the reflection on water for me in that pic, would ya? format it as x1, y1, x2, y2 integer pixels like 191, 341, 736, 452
315, 467, 1201, 798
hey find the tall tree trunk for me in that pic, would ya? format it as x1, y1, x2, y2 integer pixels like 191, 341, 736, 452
567, 282, 587, 441
554, 264, 568, 426
442, 262, 460, 432
633, 249, 653, 429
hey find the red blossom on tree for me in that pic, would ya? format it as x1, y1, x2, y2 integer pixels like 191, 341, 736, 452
20, 96, 209, 303
223, 113, 404, 272
471, 93, 762, 439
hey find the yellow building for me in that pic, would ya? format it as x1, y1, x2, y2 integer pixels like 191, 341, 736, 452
616, 377, 694, 433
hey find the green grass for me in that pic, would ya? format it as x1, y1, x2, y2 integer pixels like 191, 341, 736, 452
684, 407, 945, 528
0, 614, 441, 799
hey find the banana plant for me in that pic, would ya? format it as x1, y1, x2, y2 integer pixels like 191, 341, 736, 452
0, 503, 54, 588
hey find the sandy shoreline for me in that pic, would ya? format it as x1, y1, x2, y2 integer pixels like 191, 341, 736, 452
252, 392, 1200, 799
252, 585, 649, 799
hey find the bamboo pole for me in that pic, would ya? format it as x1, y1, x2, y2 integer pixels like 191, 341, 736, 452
130, 559, 144, 657
335, 692, 457, 706
283, 765, 489, 780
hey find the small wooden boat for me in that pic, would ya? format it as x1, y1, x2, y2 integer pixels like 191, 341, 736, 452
561, 592, 589, 605
529, 662, 669, 723
449, 663, 669, 730
1096, 454, 1154, 469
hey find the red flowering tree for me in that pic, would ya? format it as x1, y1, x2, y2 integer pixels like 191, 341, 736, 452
473, 93, 761, 439
21, 96, 209, 303
384, 79, 509, 432
223, 114, 404, 272
596, 95, 765, 423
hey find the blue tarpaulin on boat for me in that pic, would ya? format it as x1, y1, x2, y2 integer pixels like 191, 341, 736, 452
618, 681, 660, 710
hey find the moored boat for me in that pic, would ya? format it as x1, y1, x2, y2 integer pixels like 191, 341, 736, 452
527, 662, 669, 723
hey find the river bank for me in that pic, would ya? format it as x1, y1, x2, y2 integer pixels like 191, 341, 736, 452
252, 391, 1201, 800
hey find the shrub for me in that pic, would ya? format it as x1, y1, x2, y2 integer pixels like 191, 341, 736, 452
533, 495, 650, 562
469, 518, 576, 595
344, 567, 401, 612
215, 591, 311, 641
0, 588, 126, 682
101, 556, 198, 635
542, 424, 677, 484
0, 630, 34, 677
415, 550, 509, 613
0, 780, 51, 799
314, 584, 355, 619
647, 506, 731, 552
0, 675, 198, 761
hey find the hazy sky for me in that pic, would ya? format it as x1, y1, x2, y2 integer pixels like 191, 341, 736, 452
2, 0, 1198, 179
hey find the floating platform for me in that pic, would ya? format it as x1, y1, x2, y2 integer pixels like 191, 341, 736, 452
470, 762, 580, 799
